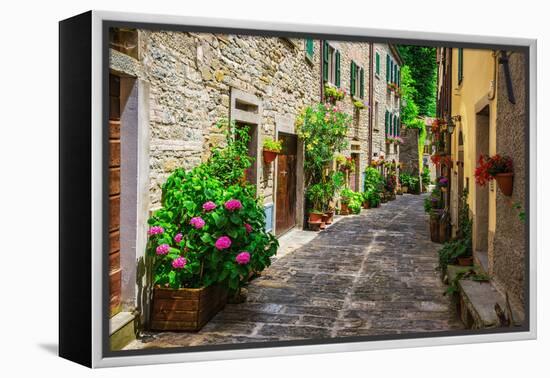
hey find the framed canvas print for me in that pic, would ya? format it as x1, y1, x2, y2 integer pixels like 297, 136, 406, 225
59, 10, 537, 368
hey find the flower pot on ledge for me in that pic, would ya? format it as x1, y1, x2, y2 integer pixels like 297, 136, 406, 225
263, 149, 278, 164
494, 173, 513, 196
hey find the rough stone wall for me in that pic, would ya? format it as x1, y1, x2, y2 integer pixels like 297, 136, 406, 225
327, 41, 370, 190
372, 44, 400, 163
134, 31, 322, 207
493, 52, 527, 310
400, 127, 419, 175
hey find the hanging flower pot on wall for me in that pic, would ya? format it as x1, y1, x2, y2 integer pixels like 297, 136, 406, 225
262, 137, 282, 164
494, 173, 514, 196
263, 149, 278, 164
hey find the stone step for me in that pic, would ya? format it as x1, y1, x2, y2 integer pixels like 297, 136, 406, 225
110, 311, 136, 351
446, 265, 524, 328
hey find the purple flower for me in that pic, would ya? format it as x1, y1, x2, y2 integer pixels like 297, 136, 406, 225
148, 226, 164, 236
174, 233, 183, 243
235, 251, 251, 265
171, 256, 187, 269
244, 223, 253, 233
202, 201, 217, 212
156, 244, 170, 255
215, 236, 232, 250
224, 199, 242, 211
190, 217, 206, 229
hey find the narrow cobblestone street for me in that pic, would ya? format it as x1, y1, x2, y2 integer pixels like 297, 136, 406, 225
126, 194, 463, 349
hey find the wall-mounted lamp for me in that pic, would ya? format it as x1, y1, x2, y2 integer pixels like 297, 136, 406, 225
446, 115, 461, 134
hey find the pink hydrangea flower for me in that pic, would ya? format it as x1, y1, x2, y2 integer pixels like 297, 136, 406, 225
202, 201, 217, 212
171, 256, 187, 269
215, 236, 232, 250
244, 223, 253, 233
156, 244, 170, 255
235, 251, 251, 265
224, 199, 242, 211
174, 233, 183, 243
148, 226, 164, 236
190, 217, 205, 229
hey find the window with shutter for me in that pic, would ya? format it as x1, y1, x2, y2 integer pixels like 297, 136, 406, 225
335, 50, 341, 87
397, 68, 400, 87
386, 54, 390, 82
458, 48, 464, 84
350, 61, 356, 96
390, 59, 394, 83
323, 41, 329, 82
385, 111, 389, 136
376, 52, 380, 76
394, 65, 398, 85
305, 38, 314, 62
389, 114, 393, 136
360, 68, 364, 99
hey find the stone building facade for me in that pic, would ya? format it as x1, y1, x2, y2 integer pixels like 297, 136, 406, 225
325, 40, 371, 191
371, 43, 402, 163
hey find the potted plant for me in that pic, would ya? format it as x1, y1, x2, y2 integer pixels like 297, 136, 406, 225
147, 130, 278, 330
475, 154, 514, 196
353, 99, 368, 110
306, 183, 325, 226
399, 172, 411, 193
262, 137, 282, 164
324, 84, 346, 102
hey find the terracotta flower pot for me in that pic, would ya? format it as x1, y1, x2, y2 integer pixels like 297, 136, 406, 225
340, 203, 350, 215
457, 256, 474, 266
308, 221, 322, 231
325, 211, 334, 224
263, 149, 278, 164
402, 186, 409, 193
321, 213, 329, 223
362, 201, 370, 209
494, 173, 513, 196
309, 212, 323, 223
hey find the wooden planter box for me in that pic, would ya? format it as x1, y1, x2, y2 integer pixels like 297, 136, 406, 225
151, 285, 228, 331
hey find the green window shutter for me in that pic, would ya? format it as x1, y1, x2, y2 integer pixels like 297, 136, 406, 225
386, 55, 390, 82
360, 67, 365, 99
335, 50, 341, 87
394, 65, 398, 85
376, 53, 380, 75
385, 111, 389, 135
323, 41, 329, 82
389, 114, 393, 136
349, 60, 355, 96
390, 60, 394, 83
397, 117, 400, 136
305, 38, 314, 60
458, 48, 464, 84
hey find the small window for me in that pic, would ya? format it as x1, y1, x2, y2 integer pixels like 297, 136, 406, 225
375, 52, 380, 76
305, 38, 314, 62
323, 42, 341, 87
458, 48, 464, 84
350, 61, 364, 99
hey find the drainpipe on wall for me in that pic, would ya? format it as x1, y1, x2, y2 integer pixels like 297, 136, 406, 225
320, 40, 324, 102
488, 50, 498, 101
368, 42, 374, 164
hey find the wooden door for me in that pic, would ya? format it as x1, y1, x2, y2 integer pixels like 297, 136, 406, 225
275, 134, 297, 236
349, 154, 359, 191
109, 74, 122, 317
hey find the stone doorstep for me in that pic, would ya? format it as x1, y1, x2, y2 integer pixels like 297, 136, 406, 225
446, 265, 524, 328
110, 311, 137, 351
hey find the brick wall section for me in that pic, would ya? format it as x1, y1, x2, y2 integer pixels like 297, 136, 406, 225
493, 52, 527, 309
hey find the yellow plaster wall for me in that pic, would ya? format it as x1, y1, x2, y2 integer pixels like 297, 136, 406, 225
450, 48, 498, 237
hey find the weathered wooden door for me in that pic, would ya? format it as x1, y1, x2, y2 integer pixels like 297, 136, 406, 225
109, 74, 122, 317
275, 134, 297, 236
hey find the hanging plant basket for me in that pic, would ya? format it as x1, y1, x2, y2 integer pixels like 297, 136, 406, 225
263, 149, 279, 164
494, 173, 514, 196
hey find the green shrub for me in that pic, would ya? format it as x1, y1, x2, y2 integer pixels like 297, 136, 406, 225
147, 125, 278, 292
263, 137, 282, 152
341, 188, 363, 214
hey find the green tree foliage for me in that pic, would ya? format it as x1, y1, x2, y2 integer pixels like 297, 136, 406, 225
398, 46, 437, 117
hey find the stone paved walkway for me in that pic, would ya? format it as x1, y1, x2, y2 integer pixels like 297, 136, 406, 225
125, 194, 463, 350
